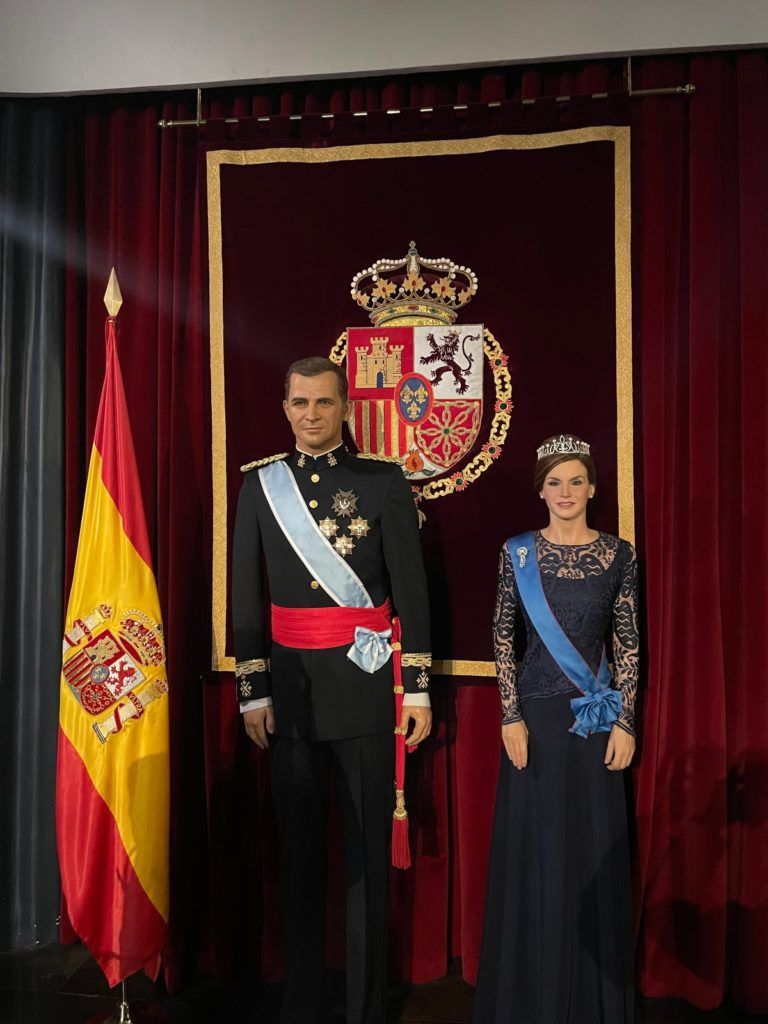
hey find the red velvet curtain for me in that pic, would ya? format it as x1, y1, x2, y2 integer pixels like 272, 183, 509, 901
632, 54, 768, 1013
62, 53, 768, 1012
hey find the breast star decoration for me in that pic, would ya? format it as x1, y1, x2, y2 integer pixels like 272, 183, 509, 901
319, 489, 368, 558
334, 535, 356, 557
319, 517, 338, 538
331, 489, 358, 517
349, 517, 370, 538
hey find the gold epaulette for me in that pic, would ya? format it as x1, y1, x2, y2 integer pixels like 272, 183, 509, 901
354, 452, 403, 464
240, 453, 289, 472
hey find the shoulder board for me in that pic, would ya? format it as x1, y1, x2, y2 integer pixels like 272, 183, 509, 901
240, 453, 289, 473
354, 452, 403, 464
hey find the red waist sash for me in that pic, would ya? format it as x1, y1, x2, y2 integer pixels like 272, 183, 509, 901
271, 598, 393, 649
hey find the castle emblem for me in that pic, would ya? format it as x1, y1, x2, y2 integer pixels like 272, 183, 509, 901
355, 336, 403, 389
330, 242, 512, 500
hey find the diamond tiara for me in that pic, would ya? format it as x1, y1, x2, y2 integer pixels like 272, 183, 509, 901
536, 434, 591, 461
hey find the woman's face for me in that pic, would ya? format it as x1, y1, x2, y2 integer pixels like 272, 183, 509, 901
539, 458, 594, 522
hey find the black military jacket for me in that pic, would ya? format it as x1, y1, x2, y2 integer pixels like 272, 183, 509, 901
232, 443, 432, 741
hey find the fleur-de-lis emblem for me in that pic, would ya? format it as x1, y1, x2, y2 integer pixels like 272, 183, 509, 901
516, 546, 528, 568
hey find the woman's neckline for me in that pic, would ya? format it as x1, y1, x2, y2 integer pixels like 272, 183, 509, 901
537, 528, 602, 549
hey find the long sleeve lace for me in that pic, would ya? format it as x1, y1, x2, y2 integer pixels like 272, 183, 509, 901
612, 544, 639, 735
494, 547, 522, 724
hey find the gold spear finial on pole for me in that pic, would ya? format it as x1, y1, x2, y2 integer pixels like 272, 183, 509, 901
104, 268, 123, 318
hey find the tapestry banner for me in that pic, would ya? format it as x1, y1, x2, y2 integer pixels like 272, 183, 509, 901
206, 129, 633, 674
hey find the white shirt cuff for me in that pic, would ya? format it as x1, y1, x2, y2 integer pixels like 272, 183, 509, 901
402, 693, 430, 708
240, 697, 273, 713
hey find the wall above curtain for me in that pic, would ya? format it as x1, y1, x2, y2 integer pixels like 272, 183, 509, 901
2, 0, 768, 95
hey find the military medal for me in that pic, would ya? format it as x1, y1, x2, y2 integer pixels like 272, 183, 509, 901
333, 535, 355, 557
319, 517, 338, 538
349, 516, 370, 538
332, 489, 359, 518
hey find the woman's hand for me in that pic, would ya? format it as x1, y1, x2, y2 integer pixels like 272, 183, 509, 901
605, 724, 635, 770
502, 720, 529, 770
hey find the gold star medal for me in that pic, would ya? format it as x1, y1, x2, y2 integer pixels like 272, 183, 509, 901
349, 517, 370, 539
334, 535, 355, 557
319, 518, 338, 538
331, 489, 358, 518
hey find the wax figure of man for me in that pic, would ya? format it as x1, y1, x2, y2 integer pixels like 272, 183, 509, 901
232, 356, 432, 1024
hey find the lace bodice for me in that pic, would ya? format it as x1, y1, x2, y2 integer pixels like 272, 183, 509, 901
493, 531, 639, 735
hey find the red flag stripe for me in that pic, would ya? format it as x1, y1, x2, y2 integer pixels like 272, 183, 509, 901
92, 321, 153, 571
56, 728, 166, 986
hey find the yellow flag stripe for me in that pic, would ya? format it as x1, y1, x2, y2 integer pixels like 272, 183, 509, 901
60, 449, 169, 919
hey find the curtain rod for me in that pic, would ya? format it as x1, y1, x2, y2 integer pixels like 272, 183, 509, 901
157, 59, 695, 129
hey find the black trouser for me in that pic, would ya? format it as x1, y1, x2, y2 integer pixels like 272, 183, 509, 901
270, 731, 394, 1024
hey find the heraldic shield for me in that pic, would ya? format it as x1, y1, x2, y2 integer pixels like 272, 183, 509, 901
62, 603, 167, 744
332, 242, 512, 499
347, 325, 484, 480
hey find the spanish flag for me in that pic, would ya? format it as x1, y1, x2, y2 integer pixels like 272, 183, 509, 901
56, 279, 169, 985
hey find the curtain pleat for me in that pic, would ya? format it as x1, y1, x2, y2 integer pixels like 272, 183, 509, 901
633, 53, 768, 1013
0, 100, 66, 948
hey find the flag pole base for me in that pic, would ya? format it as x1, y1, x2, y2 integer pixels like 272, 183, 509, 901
105, 981, 134, 1023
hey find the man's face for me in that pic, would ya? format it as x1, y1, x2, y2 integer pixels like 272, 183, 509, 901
283, 371, 348, 453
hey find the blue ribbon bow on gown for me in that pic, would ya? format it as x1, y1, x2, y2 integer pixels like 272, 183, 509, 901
569, 688, 622, 738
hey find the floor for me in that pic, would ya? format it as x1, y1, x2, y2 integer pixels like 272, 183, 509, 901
0, 945, 761, 1024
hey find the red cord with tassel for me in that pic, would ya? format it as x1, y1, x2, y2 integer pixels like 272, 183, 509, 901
390, 617, 411, 869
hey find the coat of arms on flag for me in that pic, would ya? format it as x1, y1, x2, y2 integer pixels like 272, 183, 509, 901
62, 605, 167, 743
331, 242, 512, 500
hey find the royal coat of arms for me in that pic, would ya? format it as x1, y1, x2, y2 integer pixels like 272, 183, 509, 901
331, 242, 512, 499
61, 603, 167, 744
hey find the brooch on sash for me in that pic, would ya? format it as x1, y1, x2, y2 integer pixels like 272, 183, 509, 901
516, 545, 528, 568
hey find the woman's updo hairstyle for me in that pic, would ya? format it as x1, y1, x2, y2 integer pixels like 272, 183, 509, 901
534, 434, 596, 493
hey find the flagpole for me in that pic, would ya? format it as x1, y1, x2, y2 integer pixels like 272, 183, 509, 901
103, 269, 132, 1024
104, 979, 134, 1024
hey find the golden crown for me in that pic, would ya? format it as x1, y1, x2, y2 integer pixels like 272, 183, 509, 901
536, 435, 591, 461
350, 241, 478, 327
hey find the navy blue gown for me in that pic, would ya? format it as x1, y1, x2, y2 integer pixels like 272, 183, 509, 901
473, 532, 638, 1024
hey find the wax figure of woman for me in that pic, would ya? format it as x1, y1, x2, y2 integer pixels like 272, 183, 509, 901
473, 434, 638, 1024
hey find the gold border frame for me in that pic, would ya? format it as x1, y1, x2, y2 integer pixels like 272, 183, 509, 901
207, 128, 634, 674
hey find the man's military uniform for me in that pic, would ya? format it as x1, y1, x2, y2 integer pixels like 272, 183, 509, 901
232, 442, 431, 1024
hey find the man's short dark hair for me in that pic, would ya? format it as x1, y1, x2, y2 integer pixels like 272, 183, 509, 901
284, 356, 348, 403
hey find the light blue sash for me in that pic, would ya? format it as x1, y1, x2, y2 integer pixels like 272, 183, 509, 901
259, 460, 391, 672
506, 532, 620, 738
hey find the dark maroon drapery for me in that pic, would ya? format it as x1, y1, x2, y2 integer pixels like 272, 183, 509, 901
62, 53, 768, 1012
632, 55, 768, 1013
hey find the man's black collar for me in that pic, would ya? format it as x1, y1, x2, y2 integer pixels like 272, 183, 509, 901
290, 442, 348, 472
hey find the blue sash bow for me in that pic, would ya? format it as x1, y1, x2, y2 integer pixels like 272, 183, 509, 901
506, 532, 619, 738
259, 460, 392, 672
351, 625, 393, 674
